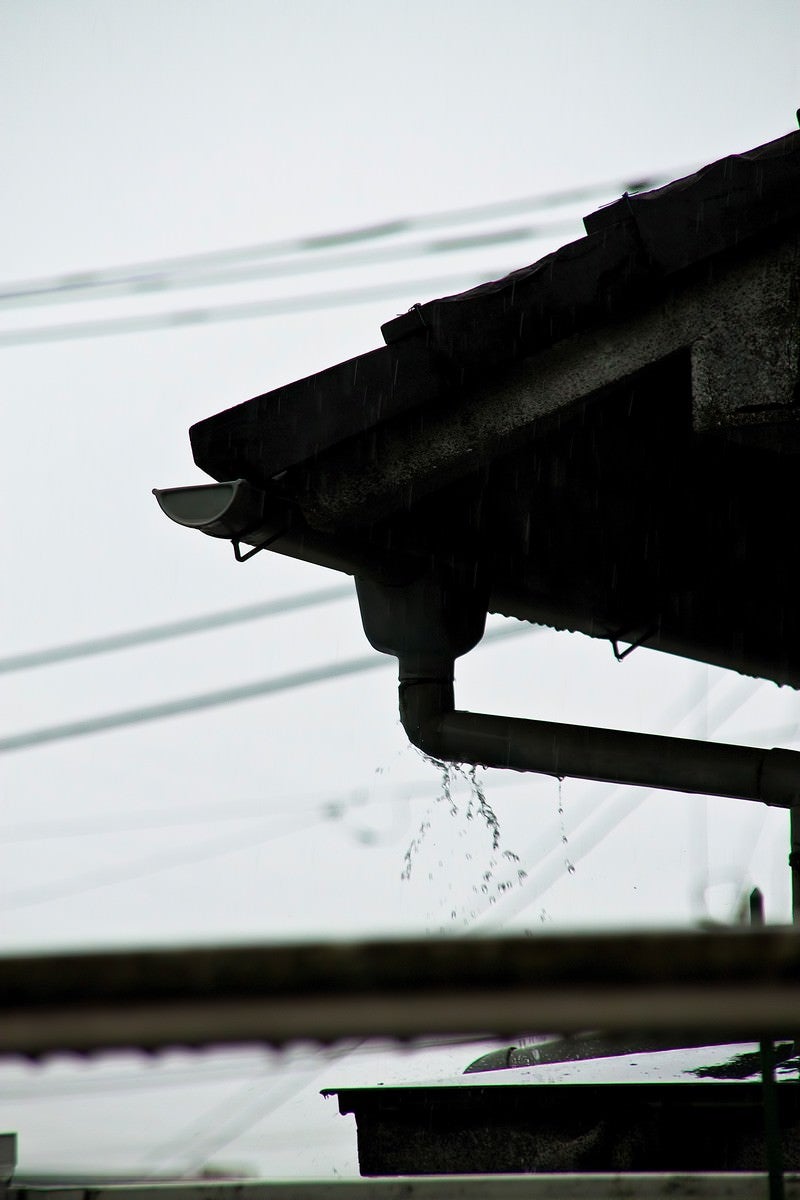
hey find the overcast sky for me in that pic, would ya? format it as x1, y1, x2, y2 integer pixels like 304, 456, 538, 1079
2, 0, 800, 1180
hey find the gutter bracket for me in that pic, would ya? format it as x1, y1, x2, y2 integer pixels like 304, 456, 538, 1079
610, 626, 657, 662
232, 529, 287, 563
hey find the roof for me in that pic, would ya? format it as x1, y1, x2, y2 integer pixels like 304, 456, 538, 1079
192, 129, 800, 483
186, 128, 800, 688
381, 130, 800, 365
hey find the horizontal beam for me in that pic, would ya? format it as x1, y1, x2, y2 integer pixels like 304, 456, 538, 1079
5, 929, 800, 1057
10, 1176, 800, 1200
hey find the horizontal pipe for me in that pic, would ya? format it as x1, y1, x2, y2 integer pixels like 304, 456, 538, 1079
399, 679, 800, 807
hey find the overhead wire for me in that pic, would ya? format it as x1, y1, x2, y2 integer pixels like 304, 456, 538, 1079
0, 810, 333, 912
0, 171, 673, 309
0, 793, 369, 844
143, 1030, 501, 1176
0, 585, 352, 674
0, 621, 534, 755
3, 657, 778, 917
0, 222, 578, 314
741, 719, 800, 745
144, 1060, 333, 1178
0, 169, 685, 348
0, 793, 364, 843
0, 769, 535, 844
0, 771, 561, 913
0, 655, 385, 754
0, 269, 528, 348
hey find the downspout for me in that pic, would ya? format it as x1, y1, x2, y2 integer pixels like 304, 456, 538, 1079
356, 574, 800, 809
153, 482, 800, 809
398, 676, 800, 806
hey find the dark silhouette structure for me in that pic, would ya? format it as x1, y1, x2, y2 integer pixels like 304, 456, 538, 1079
157, 126, 800, 804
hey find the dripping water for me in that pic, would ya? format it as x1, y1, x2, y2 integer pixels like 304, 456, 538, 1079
557, 776, 576, 875
402, 754, 527, 924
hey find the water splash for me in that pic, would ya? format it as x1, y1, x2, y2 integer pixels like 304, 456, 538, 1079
402, 754, 527, 913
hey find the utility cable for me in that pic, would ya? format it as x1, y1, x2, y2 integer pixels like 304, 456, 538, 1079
0, 655, 386, 753
0, 764, 538, 844
146, 1062, 329, 1178
0, 792, 367, 844
0, 811, 332, 912
0, 269, 518, 348
0, 584, 351, 675
0, 622, 534, 754
0, 222, 578, 314
0, 792, 365, 843
0, 172, 672, 308
741, 720, 800, 746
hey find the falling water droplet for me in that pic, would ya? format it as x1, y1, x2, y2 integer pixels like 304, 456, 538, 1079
557, 776, 576, 876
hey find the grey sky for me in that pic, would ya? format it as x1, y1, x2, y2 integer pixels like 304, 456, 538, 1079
1, 0, 799, 1179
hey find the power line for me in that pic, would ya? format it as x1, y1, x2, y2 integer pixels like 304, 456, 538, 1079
0, 622, 534, 754
0, 584, 352, 675
0, 172, 672, 308
0, 655, 384, 752
744, 720, 800, 745
0, 792, 366, 843
0, 811, 330, 912
0, 269, 517, 348
0, 221, 578, 314
147, 1064, 327, 1177
0, 792, 408, 910
3, 682, 552, 911
0, 766, 538, 844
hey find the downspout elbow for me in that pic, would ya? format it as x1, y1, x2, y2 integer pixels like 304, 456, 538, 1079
399, 676, 455, 760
